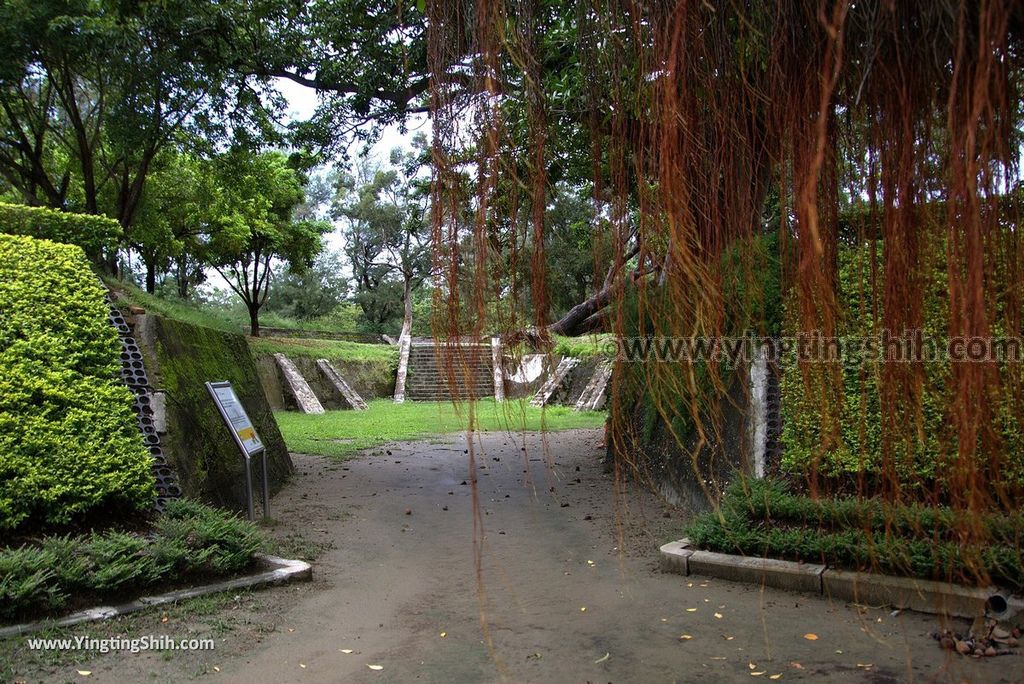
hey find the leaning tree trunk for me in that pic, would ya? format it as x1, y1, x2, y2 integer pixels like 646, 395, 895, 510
392, 278, 414, 403
399, 278, 414, 342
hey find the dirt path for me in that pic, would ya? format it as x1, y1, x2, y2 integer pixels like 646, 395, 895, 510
11, 429, 1013, 682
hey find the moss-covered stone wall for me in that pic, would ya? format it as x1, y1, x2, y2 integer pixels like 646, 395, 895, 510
255, 353, 396, 410
134, 315, 293, 511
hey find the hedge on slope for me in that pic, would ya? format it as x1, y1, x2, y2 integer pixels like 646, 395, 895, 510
0, 203, 121, 255
0, 234, 154, 531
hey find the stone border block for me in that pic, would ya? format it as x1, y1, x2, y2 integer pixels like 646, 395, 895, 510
821, 569, 994, 619
687, 550, 826, 594
659, 540, 695, 575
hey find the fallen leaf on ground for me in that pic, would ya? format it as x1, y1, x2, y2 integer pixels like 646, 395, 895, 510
687, 608, 698, 612
213, 666, 220, 672
367, 664, 384, 671
769, 674, 783, 680
803, 633, 818, 641
580, 606, 587, 612
749, 662, 757, 669
856, 664, 873, 669
339, 649, 353, 654
724, 635, 734, 640
440, 632, 447, 638
300, 664, 307, 669
594, 653, 610, 663
77, 672, 91, 677
789, 662, 804, 669
751, 672, 765, 676
714, 612, 723, 619
679, 635, 693, 641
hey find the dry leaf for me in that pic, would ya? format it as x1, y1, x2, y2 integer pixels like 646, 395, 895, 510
724, 635, 735, 641
710, 656, 726, 660
77, 672, 92, 677
789, 662, 804, 670
679, 635, 693, 641
856, 664, 873, 669
751, 672, 765, 677
687, 608, 698, 612
749, 662, 757, 670
714, 613, 723, 619
213, 666, 221, 672
367, 664, 384, 671
580, 607, 587, 612
299, 664, 307, 669
803, 633, 818, 641
440, 632, 447, 637
594, 653, 610, 663
769, 675, 783, 680
339, 649, 353, 654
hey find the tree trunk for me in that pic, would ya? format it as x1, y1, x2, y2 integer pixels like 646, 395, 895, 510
548, 282, 615, 337
176, 254, 189, 299
248, 304, 261, 337
145, 261, 157, 294
400, 278, 414, 341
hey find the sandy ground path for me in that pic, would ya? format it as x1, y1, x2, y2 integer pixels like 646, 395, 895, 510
8, 429, 1013, 683
219, 429, 1004, 683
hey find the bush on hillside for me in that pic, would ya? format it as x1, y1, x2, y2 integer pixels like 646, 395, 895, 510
0, 203, 121, 254
0, 235, 154, 531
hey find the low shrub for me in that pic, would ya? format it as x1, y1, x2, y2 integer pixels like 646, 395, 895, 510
0, 235, 154, 531
685, 479, 1024, 589
0, 500, 265, 622
0, 203, 121, 254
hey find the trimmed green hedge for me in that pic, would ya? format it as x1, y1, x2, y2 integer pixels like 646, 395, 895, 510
0, 499, 264, 621
780, 239, 1024, 493
0, 235, 154, 531
0, 203, 121, 254
686, 479, 1024, 588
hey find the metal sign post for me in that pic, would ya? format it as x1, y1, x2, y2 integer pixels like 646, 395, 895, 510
206, 381, 269, 520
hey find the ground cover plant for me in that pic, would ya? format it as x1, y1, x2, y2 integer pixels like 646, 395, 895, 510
0, 235, 154, 532
686, 479, 1024, 589
275, 399, 606, 458
0, 499, 265, 623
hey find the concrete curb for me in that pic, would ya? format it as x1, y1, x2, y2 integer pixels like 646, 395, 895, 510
660, 539, 1024, 620
0, 554, 312, 639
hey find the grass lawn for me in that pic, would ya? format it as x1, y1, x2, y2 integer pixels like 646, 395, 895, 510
275, 398, 606, 458
248, 336, 397, 365
107, 280, 246, 334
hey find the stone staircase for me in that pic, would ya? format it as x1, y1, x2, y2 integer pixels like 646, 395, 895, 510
405, 342, 495, 401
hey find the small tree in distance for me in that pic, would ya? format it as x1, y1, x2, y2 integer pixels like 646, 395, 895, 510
206, 150, 330, 337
